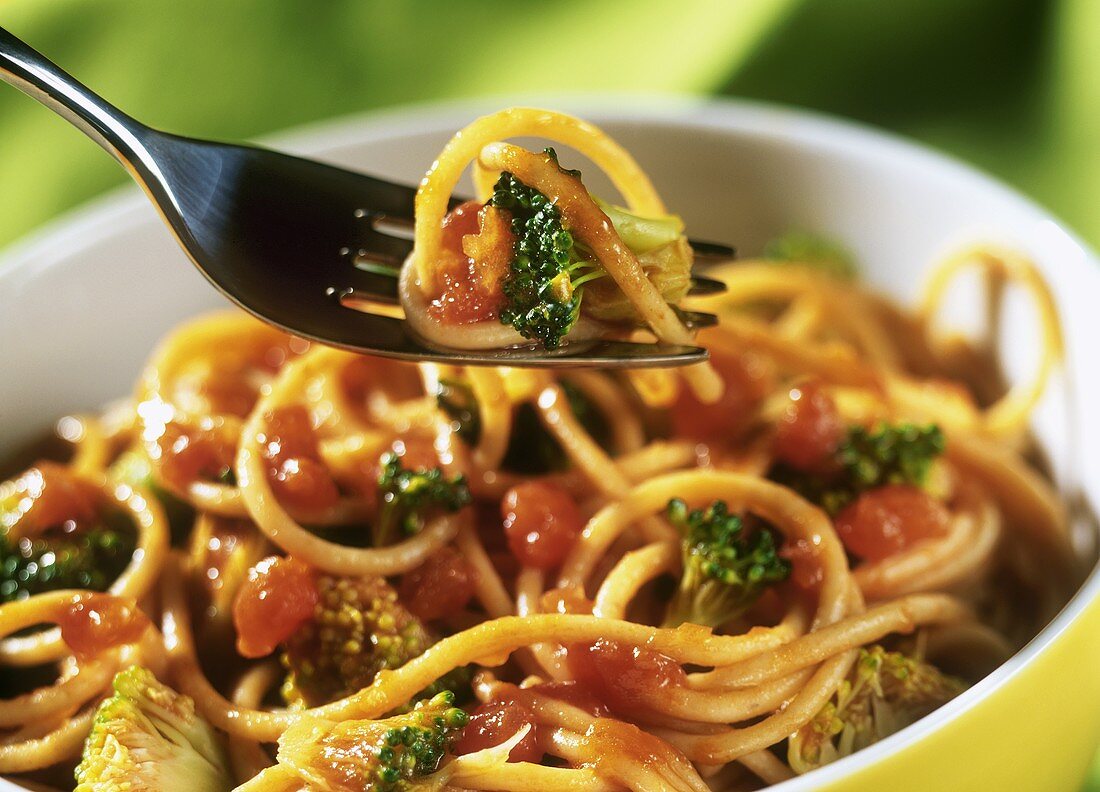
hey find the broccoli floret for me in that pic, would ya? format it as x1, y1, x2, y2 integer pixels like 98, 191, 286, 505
788, 646, 965, 773
277, 691, 468, 792
74, 665, 231, 792
840, 424, 945, 491
282, 575, 467, 709
490, 160, 600, 349
662, 499, 791, 629
0, 521, 135, 603
773, 423, 945, 515
374, 454, 471, 548
764, 230, 858, 280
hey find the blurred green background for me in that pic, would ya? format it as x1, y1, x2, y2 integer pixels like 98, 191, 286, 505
0, 0, 1098, 786
1, 0, 1098, 255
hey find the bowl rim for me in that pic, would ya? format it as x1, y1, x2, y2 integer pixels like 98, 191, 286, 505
1, 94, 1098, 790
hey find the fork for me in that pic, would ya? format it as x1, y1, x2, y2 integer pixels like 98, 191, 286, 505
0, 26, 731, 368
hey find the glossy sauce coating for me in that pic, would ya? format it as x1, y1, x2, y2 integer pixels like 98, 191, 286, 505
233, 556, 319, 658
58, 593, 149, 660
567, 638, 686, 717
454, 700, 542, 762
835, 484, 950, 562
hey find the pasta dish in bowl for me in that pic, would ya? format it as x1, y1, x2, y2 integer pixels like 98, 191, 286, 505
0, 103, 1095, 792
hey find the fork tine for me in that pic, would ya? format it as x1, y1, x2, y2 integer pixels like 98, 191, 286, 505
689, 239, 736, 262
679, 310, 720, 330
687, 275, 727, 296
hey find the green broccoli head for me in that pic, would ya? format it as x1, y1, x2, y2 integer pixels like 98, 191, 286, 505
276, 691, 468, 792
74, 665, 231, 792
490, 148, 691, 347
0, 521, 135, 603
282, 575, 467, 709
788, 645, 966, 773
771, 422, 945, 515
374, 454, 471, 548
764, 230, 858, 280
663, 498, 791, 629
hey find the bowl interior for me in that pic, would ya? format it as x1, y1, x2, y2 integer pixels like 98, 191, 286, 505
1, 98, 1098, 790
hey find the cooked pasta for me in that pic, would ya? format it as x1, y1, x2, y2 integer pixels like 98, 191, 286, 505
0, 109, 1077, 792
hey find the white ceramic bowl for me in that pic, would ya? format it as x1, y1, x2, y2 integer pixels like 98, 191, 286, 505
2, 98, 1099, 791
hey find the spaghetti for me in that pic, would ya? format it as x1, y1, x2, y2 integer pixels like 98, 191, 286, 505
0, 109, 1078, 791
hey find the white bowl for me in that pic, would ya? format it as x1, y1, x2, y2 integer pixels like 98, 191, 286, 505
2, 97, 1099, 791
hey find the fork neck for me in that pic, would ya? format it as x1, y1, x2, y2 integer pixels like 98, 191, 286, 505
0, 25, 152, 168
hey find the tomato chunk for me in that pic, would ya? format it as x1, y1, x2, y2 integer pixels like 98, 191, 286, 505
428, 202, 512, 325
567, 638, 685, 717
260, 407, 340, 513
156, 419, 237, 492
671, 349, 771, 441
2, 462, 100, 538
501, 481, 583, 570
233, 556, 319, 658
835, 484, 950, 562
781, 538, 825, 597
399, 546, 476, 622
454, 701, 542, 762
59, 594, 150, 661
773, 381, 843, 472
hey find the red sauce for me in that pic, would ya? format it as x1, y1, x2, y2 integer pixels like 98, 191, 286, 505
670, 348, 772, 441
58, 594, 150, 661
527, 681, 609, 718
259, 407, 340, 513
567, 638, 685, 717
428, 202, 512, 325
156, 420, 237, 492
4, 462, 100, 536
773, 381, 843, 472
538, 585, 593, 615
453, 700, 542, 762
835, 485, 950, 562
399, 545, 476, 622
233, 556, 319, 658
781, 538, 825, 599
501, 481, 584, 570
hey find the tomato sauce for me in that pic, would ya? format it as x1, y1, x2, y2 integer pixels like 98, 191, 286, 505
454, 700, 542, 762
156, 419, 237, 492
566, 638, 685, 717
428, 201, 512, 325
58, 594, 150, 661
835, 484, 950, 562
233, 556, 319, 658
781, 538, 825, 602
501, 481, 583, 570
3, 462, 100, 537
773, 381, 843, 472
399, 545, 476, 622
259, 407, 340, 513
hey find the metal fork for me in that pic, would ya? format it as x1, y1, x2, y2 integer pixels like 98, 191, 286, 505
0, 26, 731, 368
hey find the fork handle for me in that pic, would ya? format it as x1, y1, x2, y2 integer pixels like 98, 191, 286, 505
0, 25, 148, 166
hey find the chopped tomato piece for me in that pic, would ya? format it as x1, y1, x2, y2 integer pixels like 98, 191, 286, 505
781, 538, 825, 597
501, 481, 584, 570
156, 419, 237, 492
567, 638, 685, 717
233, 556, 319, 658
835, 484, 950, 562
59, 594, 150, 661
773, 381, 843, 472
428, 203, 513, 325
454, 700, 542, 762
2, 462, 100, 538
260, 407, 340, 513
399, 546, 476, 622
